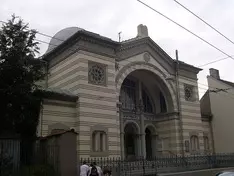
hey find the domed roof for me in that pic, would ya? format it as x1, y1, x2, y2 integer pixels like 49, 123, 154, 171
46, 27, 83, 53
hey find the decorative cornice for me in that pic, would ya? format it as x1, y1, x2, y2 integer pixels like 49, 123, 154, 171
43, 30, 119, 61
117, 37, 201, 74
42, 29, 201, 78
117, 37, 173, 66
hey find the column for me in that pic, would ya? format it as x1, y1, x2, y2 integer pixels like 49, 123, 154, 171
118, 98, 125, 159
136, 134, 141, 157
138, 100, 146, 158
101, 133, 106, 151
138, 82, 146, 158
152, 135, 157, 157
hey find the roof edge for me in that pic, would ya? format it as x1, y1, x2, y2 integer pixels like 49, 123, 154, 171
42, 30, 119, 61
41, 89, 78, 102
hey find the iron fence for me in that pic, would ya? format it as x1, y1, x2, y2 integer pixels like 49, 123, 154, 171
80, 153, 234, 176
0, 138, 60, 176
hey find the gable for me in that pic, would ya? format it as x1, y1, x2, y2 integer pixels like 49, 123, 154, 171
42, 26, 201, 80
116, 37, 201, 79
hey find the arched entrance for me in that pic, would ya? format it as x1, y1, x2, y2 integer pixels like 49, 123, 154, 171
117, 64, 175, 158
145, 125, 157, 158
145, 128, 152, 158
124, 122, 140, 159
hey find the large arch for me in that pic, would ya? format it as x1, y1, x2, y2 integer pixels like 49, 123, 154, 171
116, 62, 176, 111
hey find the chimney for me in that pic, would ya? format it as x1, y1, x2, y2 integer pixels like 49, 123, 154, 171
137, 24, 148, 37
209, 68, 220, 79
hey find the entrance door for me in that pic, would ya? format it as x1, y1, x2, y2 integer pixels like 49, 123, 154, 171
125, 134, 135, 156
124, 123, 139, 159
145, 128, 152, 159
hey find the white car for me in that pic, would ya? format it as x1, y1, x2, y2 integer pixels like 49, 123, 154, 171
216, 171, 234, 176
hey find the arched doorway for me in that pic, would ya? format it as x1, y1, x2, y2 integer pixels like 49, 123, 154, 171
124, 122, 140, 159
145, 128, 152, 158
118, 67, 175, 158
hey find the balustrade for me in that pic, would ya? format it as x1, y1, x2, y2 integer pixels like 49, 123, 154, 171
122, 110, 179, 122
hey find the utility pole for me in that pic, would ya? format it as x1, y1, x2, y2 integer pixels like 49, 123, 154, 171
118, 32, 122, 42
175, 50, 185, 157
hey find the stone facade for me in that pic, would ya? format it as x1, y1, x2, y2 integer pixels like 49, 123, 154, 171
39, 24, 211, 159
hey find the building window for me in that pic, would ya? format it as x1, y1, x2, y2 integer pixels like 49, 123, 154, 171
121, 78, 136, 110
190, 135, 199, 151
160, 92, 167, 113
204, 136, 209, 150
92, 131, 107, 152
88, 62, 106, 85
184, 84, 195, 101
142, 89, 153, 113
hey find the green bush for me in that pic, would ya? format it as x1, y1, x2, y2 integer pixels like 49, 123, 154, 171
0, 154, 13, 176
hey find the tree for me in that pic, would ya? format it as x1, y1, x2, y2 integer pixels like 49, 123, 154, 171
0, 15, 45, 139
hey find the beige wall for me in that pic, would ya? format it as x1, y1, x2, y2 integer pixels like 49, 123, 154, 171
208, 76, 234, 153
47, 50, 119, 158
156, 119, 180, 154
117, 52, 204, 155
41, 45, 205, 158
178, 76, 205, 153
38, 99, 77, 137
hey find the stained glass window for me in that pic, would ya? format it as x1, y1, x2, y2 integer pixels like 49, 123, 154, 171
142, 89, 153, 113
160, 92, 167, 113
121, 78, 136, 110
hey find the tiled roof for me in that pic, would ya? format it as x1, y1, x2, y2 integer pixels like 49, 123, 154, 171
82, 30, 115, 43
40, 87, 78, 102
44, 87, 77, 97
39, 129, 77, 139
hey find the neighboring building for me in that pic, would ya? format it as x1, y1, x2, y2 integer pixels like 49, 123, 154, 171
200, 68, 234, 153
37, 24, 209, 159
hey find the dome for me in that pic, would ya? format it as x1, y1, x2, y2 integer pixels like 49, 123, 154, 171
46, 27, 83, 53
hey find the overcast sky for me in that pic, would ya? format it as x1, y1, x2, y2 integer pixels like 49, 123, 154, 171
1, 0, 234, 98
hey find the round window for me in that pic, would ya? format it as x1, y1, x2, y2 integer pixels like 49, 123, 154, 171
89, 65, 105, 84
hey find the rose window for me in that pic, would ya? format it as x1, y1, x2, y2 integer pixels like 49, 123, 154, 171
89, 65, 105, 84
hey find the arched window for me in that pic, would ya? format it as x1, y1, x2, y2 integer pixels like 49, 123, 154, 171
203, 136, 209, 150
142, 89, 153, 113
92, 131, 107, 152
190, 135, 199, 151
160, 92, 167, 113
121, 78, 136, 110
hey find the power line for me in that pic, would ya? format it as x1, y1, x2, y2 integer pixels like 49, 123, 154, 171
173, 0, 234, 46
2, 18, 234, 99
198, 81, 234, 98
0, 18, 234, 97
136, 0, 234, 62
1, 19, 234, 68
0, 20, 64, 42
1, 18, 234, 98
198, 55, 234, 67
